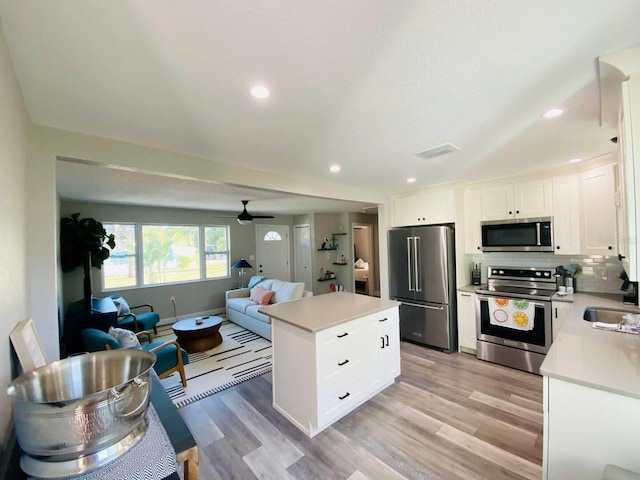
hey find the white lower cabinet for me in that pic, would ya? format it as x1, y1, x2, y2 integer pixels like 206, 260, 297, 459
551, 301, 571, 341
271, 306, 400, 437
456, 291, 477, 352
544, 376, 640, 479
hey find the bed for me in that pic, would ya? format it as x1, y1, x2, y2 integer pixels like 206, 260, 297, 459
354, 258, 369, 293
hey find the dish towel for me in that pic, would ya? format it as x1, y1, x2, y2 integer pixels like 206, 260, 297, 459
489, 298, 535, 331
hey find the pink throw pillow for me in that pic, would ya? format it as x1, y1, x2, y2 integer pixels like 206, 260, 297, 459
250, 285, 275, 305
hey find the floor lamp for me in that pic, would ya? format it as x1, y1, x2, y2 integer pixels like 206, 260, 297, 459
232, 258, 253, 289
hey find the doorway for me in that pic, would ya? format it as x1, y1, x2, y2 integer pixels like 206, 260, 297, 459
352, 223, 375, 296
293, 224, 312, 291
256, 225, 290, 281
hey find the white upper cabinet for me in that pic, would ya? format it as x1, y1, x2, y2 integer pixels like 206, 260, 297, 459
481, 180, 552, 221
552, 174, 581, 255
393, 189, 455, 227
618, 77, 639, 280
580, 163, 617, 256
464, 189, 483, 254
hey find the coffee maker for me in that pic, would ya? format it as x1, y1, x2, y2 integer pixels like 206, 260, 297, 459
620, 270, 639, 306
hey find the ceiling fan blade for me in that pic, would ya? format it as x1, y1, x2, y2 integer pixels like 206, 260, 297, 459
251, 215, 275, 219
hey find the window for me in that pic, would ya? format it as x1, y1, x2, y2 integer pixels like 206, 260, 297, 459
142, 225, 200, 285
205, 226, 230, 279
263, 231, 282, 241
102, 224, 137, 289
102, 223, 230, 290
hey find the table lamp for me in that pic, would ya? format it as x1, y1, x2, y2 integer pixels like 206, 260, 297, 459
232, 258, 253, 288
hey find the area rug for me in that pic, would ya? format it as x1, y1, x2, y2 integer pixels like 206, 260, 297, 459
155, 320, 272, 408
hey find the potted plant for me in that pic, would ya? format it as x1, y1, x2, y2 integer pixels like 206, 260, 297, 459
60, 213, 116, 310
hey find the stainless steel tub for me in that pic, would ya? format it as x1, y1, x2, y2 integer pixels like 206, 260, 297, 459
7, 349, 155, 461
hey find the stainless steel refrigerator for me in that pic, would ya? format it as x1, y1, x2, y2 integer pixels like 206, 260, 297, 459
388, 225, 457, 352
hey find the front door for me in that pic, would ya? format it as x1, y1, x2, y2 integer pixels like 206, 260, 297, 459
256, 225, 290, 281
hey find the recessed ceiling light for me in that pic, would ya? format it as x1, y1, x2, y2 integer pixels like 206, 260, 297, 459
407, 177, 417, 184
543, 108, 564, 118
569, 157, 583, 164
329, 164, 341, 173
250, 86, 270, 99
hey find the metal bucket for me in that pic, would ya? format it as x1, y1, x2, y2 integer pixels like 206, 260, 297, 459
7, 349, 155, 461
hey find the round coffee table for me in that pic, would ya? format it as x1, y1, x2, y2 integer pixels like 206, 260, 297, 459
172, 316, 223, 353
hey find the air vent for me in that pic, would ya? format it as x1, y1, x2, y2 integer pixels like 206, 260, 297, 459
415, 143, 460, 160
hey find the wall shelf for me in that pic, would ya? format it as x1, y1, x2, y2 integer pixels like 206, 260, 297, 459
332, 233, 347, 236
317, 277, 337, 282
317, 248, 337, 251
332, 263, 348, 266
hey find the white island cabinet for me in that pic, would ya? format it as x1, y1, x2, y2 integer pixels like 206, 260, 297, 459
260, 292, 400, 438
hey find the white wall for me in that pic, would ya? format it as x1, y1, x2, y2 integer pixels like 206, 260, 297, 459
0, 22, 30, 448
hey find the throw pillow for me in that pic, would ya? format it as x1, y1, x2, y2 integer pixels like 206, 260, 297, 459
250, 285, 275, 305
112, 297, 130, 315
108, 327, 141, 349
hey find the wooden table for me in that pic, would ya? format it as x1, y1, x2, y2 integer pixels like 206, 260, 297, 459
172, 316, 223, 353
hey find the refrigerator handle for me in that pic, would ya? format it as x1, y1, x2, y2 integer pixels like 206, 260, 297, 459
407, 236, 414, 291
414, 236, 422, 292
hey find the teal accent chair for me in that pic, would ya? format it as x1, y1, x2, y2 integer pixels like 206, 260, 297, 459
81, 328, 189, 387
110, 296, 160, 335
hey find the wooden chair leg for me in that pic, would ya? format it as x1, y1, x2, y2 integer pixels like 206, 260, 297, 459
178, 446, 198, 480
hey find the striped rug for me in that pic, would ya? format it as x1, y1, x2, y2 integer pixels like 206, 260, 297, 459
156, 320, 272, 408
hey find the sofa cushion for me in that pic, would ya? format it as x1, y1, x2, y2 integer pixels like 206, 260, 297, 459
245, 305, 271, 324
270, 279, 305, 303
250, 285, 275, 305
252, 279, 273, 292
227, 297, 257, 314
248, 275, 266, 289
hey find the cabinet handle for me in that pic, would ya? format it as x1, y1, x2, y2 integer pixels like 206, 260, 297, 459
385, 334, 389, 347
338, 359, 349, 366
381, 336, 385, 348
608, 246, 613, 250
556, 246, 560, 250
619, 254, 626, 260
555, 307, 558, 318
508, 211, 512, 215
338, 392, 350, 400
516, 210, 520, 214
477, 246, 481, 250
461, 293, 471, 297
337, 332, 349, 338
378, 317, 388, 322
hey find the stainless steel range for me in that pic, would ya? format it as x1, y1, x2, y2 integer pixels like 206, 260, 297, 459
476, 266, 556, 374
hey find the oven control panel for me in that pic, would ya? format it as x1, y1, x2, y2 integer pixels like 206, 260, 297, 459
488, 266, 554, 282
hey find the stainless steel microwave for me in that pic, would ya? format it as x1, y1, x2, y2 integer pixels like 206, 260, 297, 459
481, 217, 553, 252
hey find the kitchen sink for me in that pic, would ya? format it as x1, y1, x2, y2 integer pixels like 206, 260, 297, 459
583, 306, 640, 324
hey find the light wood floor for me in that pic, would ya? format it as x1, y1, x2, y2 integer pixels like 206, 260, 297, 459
178, 341, 543, 480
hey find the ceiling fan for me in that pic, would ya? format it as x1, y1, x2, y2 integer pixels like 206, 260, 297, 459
236, 200, 275, 225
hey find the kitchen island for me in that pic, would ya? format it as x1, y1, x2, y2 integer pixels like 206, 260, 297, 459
260, 292, 401, 437
540, 292, 640, 479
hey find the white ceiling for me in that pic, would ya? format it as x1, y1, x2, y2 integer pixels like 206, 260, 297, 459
2, 1, 640, 213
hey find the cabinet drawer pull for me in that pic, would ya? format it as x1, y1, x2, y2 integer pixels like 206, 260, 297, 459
337, 359, 349, 366
385, 334, 389, 347
378, 317, 388, 322
381, 336, 385, 348
338, 392, 350, 400
337, 332, 349, 338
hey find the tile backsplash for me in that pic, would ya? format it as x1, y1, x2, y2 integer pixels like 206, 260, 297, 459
466, 252, 626, 295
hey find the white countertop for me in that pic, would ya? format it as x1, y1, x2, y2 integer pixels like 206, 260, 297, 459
259, 292, 400, 333
457, 284, 481, 293
540, 292, 640, 398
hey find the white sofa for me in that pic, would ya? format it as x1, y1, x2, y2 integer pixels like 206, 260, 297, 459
225, 279, 313, 340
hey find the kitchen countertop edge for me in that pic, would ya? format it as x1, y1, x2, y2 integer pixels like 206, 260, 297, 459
541, 291, 640, 399
259, 292, 400, 333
